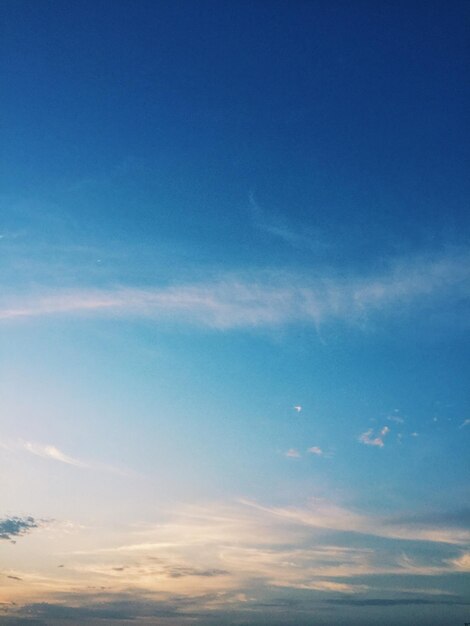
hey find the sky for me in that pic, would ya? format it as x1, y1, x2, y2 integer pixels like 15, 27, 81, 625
0, 1, 469, 624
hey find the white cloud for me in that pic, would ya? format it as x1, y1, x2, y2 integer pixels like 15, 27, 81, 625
459, 419, 470, 428
241, 498, 470, 545
358, 426, 390, 448
284, 448, 301, 458
307, 446, 323, 456
272, 579, 368, 593
451, 552, 470, 571
1, 251, 469, 328
1, 438, 128, 475
20, 440, 89, 467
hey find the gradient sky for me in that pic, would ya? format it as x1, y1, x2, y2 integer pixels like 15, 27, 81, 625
1, 1, 469, 624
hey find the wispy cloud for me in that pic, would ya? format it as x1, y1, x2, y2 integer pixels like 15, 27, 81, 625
19, 440, 90, 468
1, 438, 129, 476
451, 551, 470, 571
1, 251, 469, 329
241, 498, 470, 545
272, 579, 368, 593
164, 566, 230, 579
249, 193, 325, 252
358, 426, 390, 448
284, 448, 301, 458
326, 597, 470, 607
459, 419, 470, 428
4, 497, 470, 617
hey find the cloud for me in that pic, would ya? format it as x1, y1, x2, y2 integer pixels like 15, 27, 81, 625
0, 438, 129, 475
326, 597, 470, 607
241, 498, 470, 544
307, 446, 323, 456
272, 579, 368, 593
165, 567, 230, 579
18, 441, 89, 468
284, 449, 301, 458
451, 551, 470, 571
358, 426, 390, 448
0, 616, 50, 626
249, 193, 325, 252
1, 251, 469, 329
0, 517, 39, 542
13, 588, 467, 626
5, 589, 261, 624
0, 592, 253, 625
11, 601, 142, 621
460, 419, 470, 428
3, 498, 470, 622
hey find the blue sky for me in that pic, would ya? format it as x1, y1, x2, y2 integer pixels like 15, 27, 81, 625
1, 1, 469, 624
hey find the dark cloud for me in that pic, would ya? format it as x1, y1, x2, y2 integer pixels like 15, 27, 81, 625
10, 590, 289, 625
14, 592, 205, 622
327, 597, 470, 607
6, 576, 22, 581
7, 588, 470, 626
252, 598, 301, 609
19, 603, 134, 620
0, 617, 48, 626
165, 566, 229, 578
0, 517, 38, 542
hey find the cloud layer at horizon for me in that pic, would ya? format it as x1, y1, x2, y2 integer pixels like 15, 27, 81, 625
1, 497, 469, 624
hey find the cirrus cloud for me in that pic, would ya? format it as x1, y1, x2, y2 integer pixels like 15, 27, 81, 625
1, 251, 469, 330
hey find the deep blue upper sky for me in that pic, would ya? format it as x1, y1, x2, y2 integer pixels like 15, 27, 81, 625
1, 0, 469, 262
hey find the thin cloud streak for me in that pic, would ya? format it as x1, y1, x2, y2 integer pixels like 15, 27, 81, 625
20, 441, 89, 468
1, 251, 469, 328
0, 439, 129, 476
240, 498, 470, 545
249, 192, 325, 252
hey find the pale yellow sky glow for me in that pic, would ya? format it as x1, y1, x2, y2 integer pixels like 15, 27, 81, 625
2, 498, 469, 610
